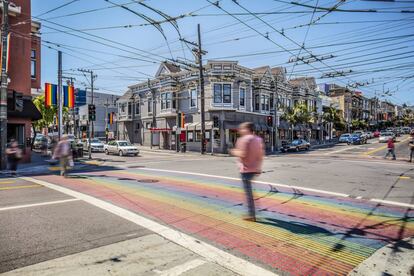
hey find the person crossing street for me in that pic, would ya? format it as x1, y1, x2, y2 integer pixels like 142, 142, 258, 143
384, 137, 396, 160
230, 122, 264, 222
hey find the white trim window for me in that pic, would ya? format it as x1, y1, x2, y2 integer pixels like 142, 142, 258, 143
135, 102, 140, 115
261, 95, 270, 112
148, 98, 152, 114
161, 92, 172, 110
190, 88, 198, 108
239, 87, 245, 108
213, 83, 232, 104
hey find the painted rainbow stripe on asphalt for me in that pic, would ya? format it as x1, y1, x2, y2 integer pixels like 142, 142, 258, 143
35, 169, 414, 275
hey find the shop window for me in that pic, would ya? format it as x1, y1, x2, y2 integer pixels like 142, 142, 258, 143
187, 131, 194, 142
195, 131, 201, 142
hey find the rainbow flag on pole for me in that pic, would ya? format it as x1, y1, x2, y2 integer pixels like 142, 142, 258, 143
63, 85, 75, 108
45, 83, 57, 107
108, 112, 114, 125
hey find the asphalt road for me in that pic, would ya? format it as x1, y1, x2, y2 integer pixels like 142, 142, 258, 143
2, 142, 413, 275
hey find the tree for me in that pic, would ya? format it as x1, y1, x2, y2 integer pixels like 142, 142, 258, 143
282, 103, 313, 140
32, 95, 69, 138
323, 105, 344, 137
351, 119, 367, 131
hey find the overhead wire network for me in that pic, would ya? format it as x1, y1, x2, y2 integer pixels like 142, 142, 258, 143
34, 0, 414, 102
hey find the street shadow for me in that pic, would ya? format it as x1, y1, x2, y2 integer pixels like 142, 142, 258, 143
258, 218, 335, 238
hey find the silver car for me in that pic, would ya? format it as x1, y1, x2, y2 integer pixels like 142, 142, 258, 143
83, 138, 105, 152
104, 140, 139, 156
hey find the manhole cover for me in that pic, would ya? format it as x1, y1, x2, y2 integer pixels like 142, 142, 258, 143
137, 179, 159, 183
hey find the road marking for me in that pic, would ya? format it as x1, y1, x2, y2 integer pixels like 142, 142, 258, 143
0, 181, 15, 185
399, 176, 411, 179
363, 136, 411, 156
155, 259, 206, 276
0, 184, 41, 191
323, 145, 360, 155
22, 177, 277, 276
136, 168, 414, 209
0, 198, 80, 212
48, 166, 61, 171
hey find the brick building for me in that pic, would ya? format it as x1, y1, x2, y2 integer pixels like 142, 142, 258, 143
1, 0, 41, 162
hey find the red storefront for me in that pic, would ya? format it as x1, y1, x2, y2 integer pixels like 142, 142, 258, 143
1, 0, 42, 162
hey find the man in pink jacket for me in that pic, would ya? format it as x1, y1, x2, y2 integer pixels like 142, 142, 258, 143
231, 122, 264, 222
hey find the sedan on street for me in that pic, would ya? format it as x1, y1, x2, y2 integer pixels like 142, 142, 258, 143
339, 133, 351, 143
280, 139, 310, 152
379, 132, 396, 143
347, 134, 366, 145
83, 138, 105, 152
104, 140, 139, 156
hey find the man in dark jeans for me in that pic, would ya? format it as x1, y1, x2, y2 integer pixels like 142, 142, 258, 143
230, 122, 264, 222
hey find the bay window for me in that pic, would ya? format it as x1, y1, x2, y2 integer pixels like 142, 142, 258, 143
190, 88, 197, 108
213, 83, 232, 104
161, 92, 172, 110
240, 88, 245, 107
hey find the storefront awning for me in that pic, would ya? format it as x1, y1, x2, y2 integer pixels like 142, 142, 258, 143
185, 122, 198, 131
7, 99, 42, 121
278, 120, 290, 130
224, 121, 240, 130
195, 121, 213, 130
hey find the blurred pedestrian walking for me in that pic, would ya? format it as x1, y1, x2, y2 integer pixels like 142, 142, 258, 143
53, 135, 72, 177
409, 138, 414, 162
6, 140, 22, 176
384, 137, 396, 160
230, 122, 264, 222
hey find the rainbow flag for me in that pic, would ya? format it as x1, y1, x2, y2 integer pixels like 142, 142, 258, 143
108, 112, 114, 125
45, 83, 57, 107
63, 85, 75, 108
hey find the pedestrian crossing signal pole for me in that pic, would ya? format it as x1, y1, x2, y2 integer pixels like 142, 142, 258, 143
0, 0, 10, 170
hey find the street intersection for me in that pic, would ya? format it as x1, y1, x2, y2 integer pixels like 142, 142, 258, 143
1, 139, 414, 276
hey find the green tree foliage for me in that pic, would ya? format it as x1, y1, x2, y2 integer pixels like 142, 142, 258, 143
32, 95, 68, 131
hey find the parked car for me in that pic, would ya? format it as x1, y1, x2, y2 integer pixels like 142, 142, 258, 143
339, 133, 351, 143
379, 132, 396, 143
373, 130, 381, 138
280, 139, 310, 152
347, 133, 367, 145
104, 140, 139, 156
365, 131, 373, 139
83, 138, 105, 152
353, 130, 368, 140
33, 135, 47, 150
402, 127, 411, 134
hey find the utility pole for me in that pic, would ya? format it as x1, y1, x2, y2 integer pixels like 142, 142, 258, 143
197, 24, 206, 154
0, 0, 9, 170
180, 24, 208, 154
78, 69, 96, 159
58, 51, 63, 140
104, 98, 110, 143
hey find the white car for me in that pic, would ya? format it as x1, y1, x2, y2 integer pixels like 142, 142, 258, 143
379, 132, 396, 143
83, 138, 105, 152
104, 140, 139, 156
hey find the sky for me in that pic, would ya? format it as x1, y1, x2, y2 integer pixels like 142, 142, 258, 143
31, 0, 414, 104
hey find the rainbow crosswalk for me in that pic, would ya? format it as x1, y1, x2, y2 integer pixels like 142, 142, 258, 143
34, 169, 414, 275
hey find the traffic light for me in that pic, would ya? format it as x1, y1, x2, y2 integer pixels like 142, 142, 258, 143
213, 116, 219, 128
267, 115, 273, 127
88, 104, 96, 121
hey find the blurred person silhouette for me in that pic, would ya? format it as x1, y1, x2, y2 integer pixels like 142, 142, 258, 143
230, 122, 264, 222
6, 140, 22, 176
384, 137, 396, 160
53, 135, 72, 177
409, 138, 414, 162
